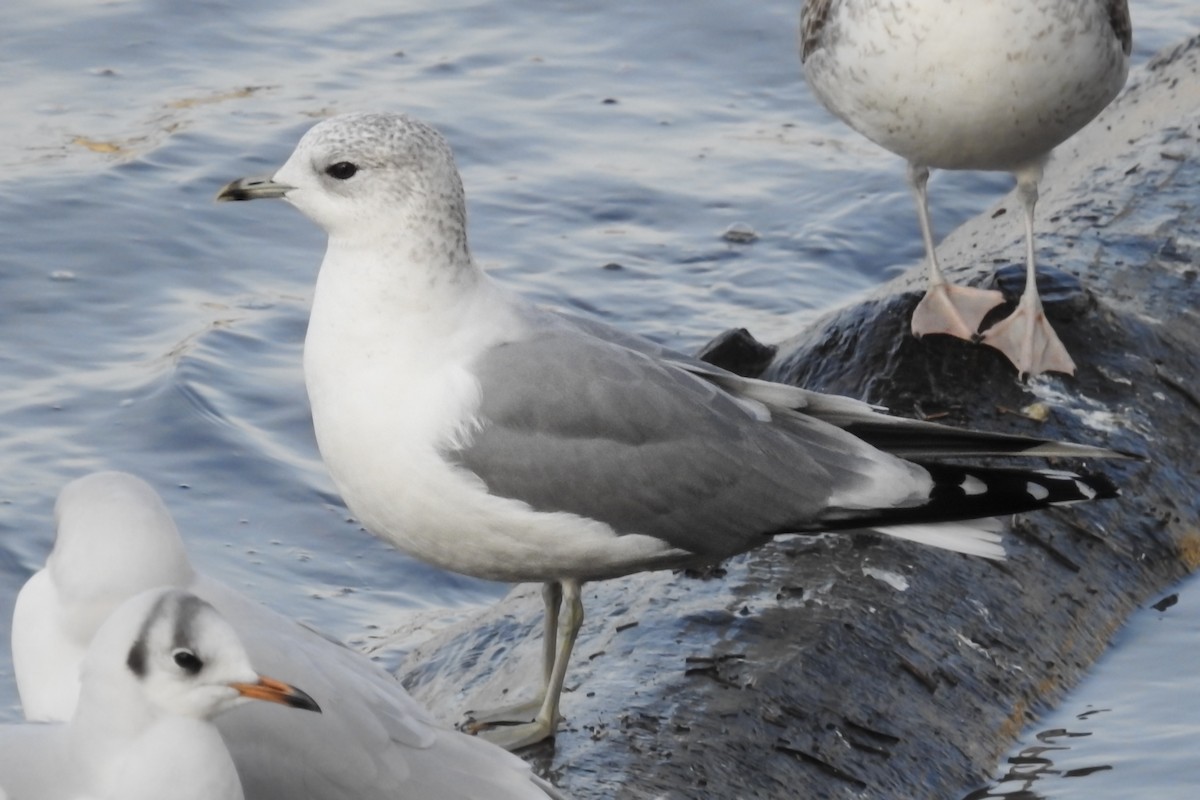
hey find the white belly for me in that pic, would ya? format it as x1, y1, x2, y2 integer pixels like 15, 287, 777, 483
804, 0, 1129, 170
308, 378, 688, 583
303, 278, 688, 584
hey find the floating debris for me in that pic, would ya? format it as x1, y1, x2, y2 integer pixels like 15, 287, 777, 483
167, 85, 273, 109
72, 136, 125, 154
721, 222, 758, 244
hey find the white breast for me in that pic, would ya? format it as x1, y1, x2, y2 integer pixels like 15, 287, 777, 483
304, 255, 687, 582
804, 0, 1129, 170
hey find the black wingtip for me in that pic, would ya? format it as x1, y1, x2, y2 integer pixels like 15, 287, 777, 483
789, 463, 1120, 535
1075, 469, 1120, 500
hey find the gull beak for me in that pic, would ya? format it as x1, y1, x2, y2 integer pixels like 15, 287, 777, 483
230, 675, 322, 713
216, 176, 294, 202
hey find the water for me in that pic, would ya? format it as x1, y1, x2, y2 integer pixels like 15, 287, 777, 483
0, 1, 1196, 795
967, 579, 1200, 799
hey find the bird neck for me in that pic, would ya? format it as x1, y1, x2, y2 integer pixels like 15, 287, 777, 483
320, 229, 482, 316
69, 672, 158, 775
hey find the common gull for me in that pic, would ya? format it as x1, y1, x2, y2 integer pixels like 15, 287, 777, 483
218, 111, 1122, 748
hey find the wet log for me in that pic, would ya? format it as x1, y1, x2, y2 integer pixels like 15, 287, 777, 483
391, 36, 1200, 799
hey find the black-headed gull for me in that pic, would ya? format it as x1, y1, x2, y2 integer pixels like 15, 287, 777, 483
2, 587, 319, 800
11, 472, 565, 798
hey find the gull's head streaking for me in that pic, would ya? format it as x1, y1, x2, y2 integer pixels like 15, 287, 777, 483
219, 112, 469, 256
84, 588, 321, 721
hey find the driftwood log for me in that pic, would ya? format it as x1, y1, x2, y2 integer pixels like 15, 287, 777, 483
391, 36, 1200, 799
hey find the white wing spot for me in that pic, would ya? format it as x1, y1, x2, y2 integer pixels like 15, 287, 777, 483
960, 475, 988, 496
1026, 481, 1050, 501
1074, 480, 1097, 500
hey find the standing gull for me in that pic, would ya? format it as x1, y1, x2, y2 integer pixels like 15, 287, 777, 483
218, 111, 1122, 749
11, 471, 566, 799
1, 587, 320, 800
800, 0, 1132, 376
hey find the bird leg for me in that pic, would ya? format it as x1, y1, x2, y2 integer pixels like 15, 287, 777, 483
980, 168, 1077, 377
469, 579, 583, 750
907, 163, 1005, 340
464, 582, 561, 725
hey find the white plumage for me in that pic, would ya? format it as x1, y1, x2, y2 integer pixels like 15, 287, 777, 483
801, 0, 1132, 376
11, 471, 564, 799
2, 587, 320, 800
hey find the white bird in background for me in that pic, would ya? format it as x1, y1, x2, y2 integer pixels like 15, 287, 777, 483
1, 587, 320, 800
800, 0, 1132, 377
11, 471, 565, 800
218, 111, 1122, 749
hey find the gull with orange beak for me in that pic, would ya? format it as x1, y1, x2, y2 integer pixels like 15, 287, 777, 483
0, 588, 319, 800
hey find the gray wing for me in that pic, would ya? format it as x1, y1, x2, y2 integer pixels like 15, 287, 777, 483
200, 578, 554, 800
451, 326, 918, 558
557, 311, 1123, 460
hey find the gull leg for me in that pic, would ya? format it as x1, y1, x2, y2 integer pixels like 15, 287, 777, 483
907, 163, 1004, 339
465, 582, 561, 725
539, 581, 562, 690
980, 166, 1077, 377
474, 580, 584, 750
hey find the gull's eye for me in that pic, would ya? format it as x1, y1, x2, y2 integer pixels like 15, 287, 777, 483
172, 648, 204, 675
325, 161, 359, 180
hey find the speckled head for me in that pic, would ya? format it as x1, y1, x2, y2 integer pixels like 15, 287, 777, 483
220, 112, 470, 258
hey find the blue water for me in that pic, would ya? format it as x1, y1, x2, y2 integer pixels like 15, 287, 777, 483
968, 582, 1200, 799
0, 1, 1196, 795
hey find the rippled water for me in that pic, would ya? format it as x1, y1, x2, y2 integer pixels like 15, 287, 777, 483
967, 578, 1200, 799
0, 1, 1196, 795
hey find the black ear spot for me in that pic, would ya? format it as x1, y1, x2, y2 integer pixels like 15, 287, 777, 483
127, 640, 148, 678
172, 648, 204, 675
325, 161, 358, 180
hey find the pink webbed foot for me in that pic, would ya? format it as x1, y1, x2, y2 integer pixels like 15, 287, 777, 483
980, 300, 1077, 378
911, 283, 1005, 340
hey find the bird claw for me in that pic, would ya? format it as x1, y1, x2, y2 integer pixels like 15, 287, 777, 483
463, 695, 545, 727
466, 716, 559, 751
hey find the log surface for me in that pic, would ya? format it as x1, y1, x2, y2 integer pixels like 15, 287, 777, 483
392, 37, 1200, 800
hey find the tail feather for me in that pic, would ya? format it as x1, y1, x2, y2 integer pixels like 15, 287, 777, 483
872, 520, 1006, 560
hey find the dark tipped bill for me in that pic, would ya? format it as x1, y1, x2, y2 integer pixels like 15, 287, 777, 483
216, 176, 294, 202
231, 675, 322, 713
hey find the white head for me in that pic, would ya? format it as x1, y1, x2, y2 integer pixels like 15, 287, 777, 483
82, 588, 320, 722
47, 471, 195, 645
219, 112, 470, 261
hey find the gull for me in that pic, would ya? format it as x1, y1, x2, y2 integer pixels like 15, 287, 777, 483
217, 111, 1122, 749
1, 587, 320, 800
11, 471, 566, 799
800, 0, 1132, 377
